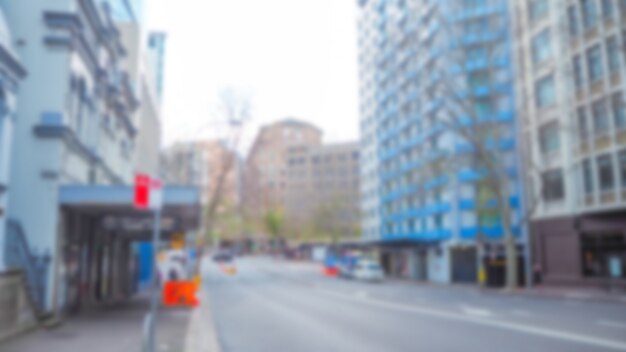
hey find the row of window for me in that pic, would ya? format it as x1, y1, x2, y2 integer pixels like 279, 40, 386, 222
537, 91, 626, 154
567, 0, 626, 37
572, 35, 624, 89
287, 152, 359, 166
541, 149, 626, 202
535, 34, 623, 110
578, 92, 626, 140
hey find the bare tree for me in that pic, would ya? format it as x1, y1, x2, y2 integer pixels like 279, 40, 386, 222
421, 4, 547, 289
203, 88, 251, 245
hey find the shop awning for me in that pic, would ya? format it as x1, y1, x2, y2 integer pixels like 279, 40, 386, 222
59, 185, 201, 239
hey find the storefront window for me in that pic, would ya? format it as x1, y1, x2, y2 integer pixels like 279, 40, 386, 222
581, 233, 626, 278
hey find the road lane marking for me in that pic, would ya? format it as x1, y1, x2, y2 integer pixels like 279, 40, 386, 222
315, 287, 626, 351
597, 320, 626, 329
460, 305, 492, 317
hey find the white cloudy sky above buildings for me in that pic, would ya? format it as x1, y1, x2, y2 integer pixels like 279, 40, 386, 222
146, 0, 360, 153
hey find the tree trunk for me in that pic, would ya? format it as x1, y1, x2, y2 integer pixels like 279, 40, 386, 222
499, 191, 518, 290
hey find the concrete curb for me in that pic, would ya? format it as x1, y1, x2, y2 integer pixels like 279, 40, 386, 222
491, 288, 626, 305
184, 287, 221, 352
383, 277, 626, 305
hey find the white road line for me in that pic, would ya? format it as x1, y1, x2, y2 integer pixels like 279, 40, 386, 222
597, 320, 626, 329
315, 287, 626, 351
511, 309, 531, 317
460, 305, 493, 317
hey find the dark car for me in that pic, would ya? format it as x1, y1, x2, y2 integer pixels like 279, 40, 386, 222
212, 251, 234, 263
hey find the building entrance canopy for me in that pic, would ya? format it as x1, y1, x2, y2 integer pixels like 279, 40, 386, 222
59, 185, 201, 241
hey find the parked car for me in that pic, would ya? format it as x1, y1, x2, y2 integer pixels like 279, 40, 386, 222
212, 251, 233, 263
353, 261, 384, 282
338, 261, 356, 278
212, 251, 237, 275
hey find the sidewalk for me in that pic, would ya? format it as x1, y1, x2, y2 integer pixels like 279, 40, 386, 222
497, 285, 626, 304
0, 289, 220, 352
279, 259, 626, 305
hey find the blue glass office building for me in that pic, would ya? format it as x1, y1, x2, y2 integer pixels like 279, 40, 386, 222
357, 0, 525, 284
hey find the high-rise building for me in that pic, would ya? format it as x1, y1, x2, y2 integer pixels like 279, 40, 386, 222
357, 0, 525, 283
284, 142, 361, 239
244, 119, 323, 218
0, 7, 27, 273
515, 0, 626, 287
0, 1, 201, 324
117, 22, 163, 177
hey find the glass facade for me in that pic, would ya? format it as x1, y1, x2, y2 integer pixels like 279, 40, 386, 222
358, 0, 522, 243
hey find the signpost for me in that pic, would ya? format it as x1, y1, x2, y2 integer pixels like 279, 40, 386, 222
135, 174, 162, 352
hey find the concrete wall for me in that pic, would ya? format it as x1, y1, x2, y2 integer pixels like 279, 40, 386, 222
0, 272, 36, 341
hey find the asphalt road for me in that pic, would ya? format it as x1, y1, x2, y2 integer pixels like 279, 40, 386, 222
203, 257, 626, 352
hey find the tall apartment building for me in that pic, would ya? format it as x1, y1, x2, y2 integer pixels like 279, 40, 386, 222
515, 0, 626, 287
357, 0, 525, 283
117, 22, 163, 177
0, 8, 27, 273
285, 142, 360, 238
244, 118, 322, 217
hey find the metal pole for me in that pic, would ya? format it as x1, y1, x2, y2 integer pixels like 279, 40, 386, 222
146, 208, 161, 352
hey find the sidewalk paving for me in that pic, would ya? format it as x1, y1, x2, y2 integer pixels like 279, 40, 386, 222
0, 289, 220, 352
498, 285, 626, 304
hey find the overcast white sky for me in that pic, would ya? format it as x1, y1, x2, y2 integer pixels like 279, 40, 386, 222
146, 0, 360, 154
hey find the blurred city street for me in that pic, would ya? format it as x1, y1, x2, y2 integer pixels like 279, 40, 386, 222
206, 257, 626, 352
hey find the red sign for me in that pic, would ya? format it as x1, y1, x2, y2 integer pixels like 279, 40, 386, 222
134, 174, 150, 209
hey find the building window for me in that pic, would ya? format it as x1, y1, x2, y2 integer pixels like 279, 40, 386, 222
578, 107, 590, 142
573, 55, 584, 88
539, 121, 560, 154
601, 0, 615, 18
474, 99, 493, 117
612, 92, 626, 130
541, 169, 565, 201
587, 45, 604, 83
619, 150, 626, 188
582, 159, 594, 193
528, 0, 549, 22
567, 5, 580, 36
535, 75, 555, 108
597, 154, 615, 191
532, 29, 552, 65
468, 71, 489, 89
582, 0, 599, 29
592, 99, 610, 136
434, 214, 443, 230
607, 36, 621, 74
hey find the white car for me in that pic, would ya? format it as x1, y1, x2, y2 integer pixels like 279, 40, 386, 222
353, 261, 384, 281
